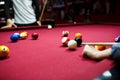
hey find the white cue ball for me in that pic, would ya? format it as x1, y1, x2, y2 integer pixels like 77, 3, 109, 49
48, 25, 52, 29
68, 40, 77, 50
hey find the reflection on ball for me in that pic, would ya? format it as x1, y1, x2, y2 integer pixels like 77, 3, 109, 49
0, 45, 10, 58
68, 40, 77, 50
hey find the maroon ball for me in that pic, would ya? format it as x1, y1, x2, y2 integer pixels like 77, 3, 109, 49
32, 33, 39, 40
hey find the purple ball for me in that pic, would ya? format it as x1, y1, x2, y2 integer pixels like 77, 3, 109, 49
115, 36, 120, 42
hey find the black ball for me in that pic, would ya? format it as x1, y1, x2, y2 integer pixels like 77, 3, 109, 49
74, 38, 82, 47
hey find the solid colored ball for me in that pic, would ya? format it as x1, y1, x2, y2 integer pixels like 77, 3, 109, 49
20, 32, 28, 39
95, 45, 106, 51
0, 45, 10, 58
14, 33, 20, 39
61, 37, 70, 46
48, 25, 52, 29
32, 33, 39, 40
75, 38, 82, 47
115, 36, 120, 42
10, 34, 19, 42
62, 31, 69, 37
75, 33, 82, 38
68, 40, 77, 50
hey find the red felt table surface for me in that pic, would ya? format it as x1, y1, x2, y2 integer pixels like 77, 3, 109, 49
0, 24, 119, 80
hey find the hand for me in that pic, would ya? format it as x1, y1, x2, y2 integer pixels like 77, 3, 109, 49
1, 19, 17, 29
37, 21, 41, 26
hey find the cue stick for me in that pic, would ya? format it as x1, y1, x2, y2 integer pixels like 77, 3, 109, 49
82, 42, 117, 46
39, 0, 48, 22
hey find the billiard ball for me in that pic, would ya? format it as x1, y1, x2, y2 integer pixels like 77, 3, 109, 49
48, 25, 52, 29
95, 45, 106, 51
20, 32, 28, 39
61, 37, 70, 46
74, 38, 82, 47
75, 33, 82, 38
21, 31, 28, 36
32, 33, 39, 40
0, 45, 10, 58
14, 33, 20, 39
74, 21, 77, 24
62, 31, 69, 37
68, 40, 77, 50
115, 36, 120, 42
10, 34, 19, 42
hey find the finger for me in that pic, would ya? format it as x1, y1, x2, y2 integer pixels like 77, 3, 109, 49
37, 21, 41, 26
12, 24, 17, 28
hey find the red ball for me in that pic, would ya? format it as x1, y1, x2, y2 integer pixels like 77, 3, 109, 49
32, 33, 39, 40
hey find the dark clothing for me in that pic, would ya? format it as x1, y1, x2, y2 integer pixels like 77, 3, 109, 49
111, 43, 120, 62
109, 43, 120, 80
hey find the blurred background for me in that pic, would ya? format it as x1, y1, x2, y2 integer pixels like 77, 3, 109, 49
0, 0, 120, 25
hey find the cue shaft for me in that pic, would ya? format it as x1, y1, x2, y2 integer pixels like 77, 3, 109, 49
82, 42, 116, 46
39, 0, 48, 22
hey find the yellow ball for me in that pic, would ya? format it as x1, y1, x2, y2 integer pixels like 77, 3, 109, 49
22, 31, 28, 36
20, 32, 28, 39
0, 45, 10, 58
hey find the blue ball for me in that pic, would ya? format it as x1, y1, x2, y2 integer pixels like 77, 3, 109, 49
115, 36, 120, 42
14, 33, 20, 39
10, 34, 19, 42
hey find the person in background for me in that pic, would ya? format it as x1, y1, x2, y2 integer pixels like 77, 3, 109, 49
83, 43, 120, 80
1, 0, 41, 29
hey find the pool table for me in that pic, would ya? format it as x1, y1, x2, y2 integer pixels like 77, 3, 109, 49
0, 24, 119, 80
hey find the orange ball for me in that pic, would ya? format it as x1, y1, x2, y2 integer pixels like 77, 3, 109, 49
95, 45, 106, 51
75, 33, 82, 38
0, 45, 10, 58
